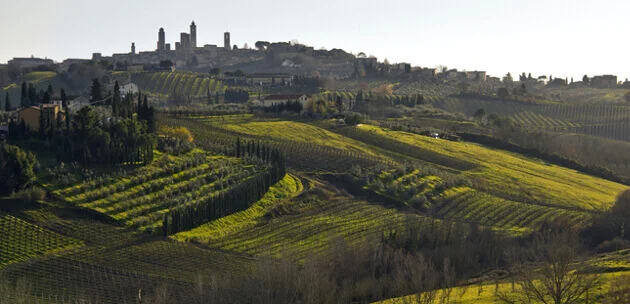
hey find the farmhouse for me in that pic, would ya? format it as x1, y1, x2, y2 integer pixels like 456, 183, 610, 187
263, 94, 310, 107
68, 96, 91, 111
18, 105, 65, 131
246, 73, 293, 86
120, 83, 139, 96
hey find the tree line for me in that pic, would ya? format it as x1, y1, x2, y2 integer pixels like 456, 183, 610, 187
223, 89, 249, 103
17, 82, 56, 108
162, 139, 286, 235
7, 83, 157, 165
263, 100, 304, 114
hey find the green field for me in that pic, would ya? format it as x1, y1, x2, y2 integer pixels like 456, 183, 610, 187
204, 191, 443, 260
174, 173, 304, 243
335, 124, 626, 212
3, 111, 630, 302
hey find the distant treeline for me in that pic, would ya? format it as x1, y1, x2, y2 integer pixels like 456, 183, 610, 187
223, 89, 249, 103
263, 100, 304, 114
162, 139, 286, 235
457, 132, 630, 185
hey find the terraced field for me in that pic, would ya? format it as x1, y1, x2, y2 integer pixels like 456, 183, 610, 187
54, 150, 261, 233
131, 71, 225, 96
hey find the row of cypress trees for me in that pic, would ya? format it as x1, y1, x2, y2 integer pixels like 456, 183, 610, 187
162, 139, 286, 236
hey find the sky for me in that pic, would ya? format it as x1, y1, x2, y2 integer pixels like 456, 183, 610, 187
1, 0, 629, 80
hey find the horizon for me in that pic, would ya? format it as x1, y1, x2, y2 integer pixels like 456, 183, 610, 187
1, 0, 629, 81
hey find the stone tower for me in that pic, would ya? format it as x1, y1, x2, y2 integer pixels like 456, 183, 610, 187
224, 32, 231, 51
180, 33, 191, 51
157, 28, 166, 51
131, 42, 136, 54
190, 21, 197, 48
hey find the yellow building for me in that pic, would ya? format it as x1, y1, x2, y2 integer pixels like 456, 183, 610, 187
18, 105, 65, 131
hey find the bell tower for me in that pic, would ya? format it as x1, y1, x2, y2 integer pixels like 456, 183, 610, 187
157, 28, 166, 51
190, 21, 197, 48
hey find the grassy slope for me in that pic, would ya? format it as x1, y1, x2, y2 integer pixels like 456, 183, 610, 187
173, 173, 304, 243
353, 124, 626, 212
199, 183, 445, 260
178, 117, 623, 232
222, 120, 385, 157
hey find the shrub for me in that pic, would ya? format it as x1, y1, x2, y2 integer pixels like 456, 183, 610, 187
0, 144, 38, 195
593, 238, 630, 254
14, 186, 46, 202
345, 113, 365, 126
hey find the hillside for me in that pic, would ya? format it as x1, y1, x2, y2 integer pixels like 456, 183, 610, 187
130, 71, 226, 96
1, 112, 628, 303
162, 115, 626, 235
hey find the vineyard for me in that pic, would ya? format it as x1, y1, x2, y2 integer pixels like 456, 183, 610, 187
174, 173, 304, 243
130, 71, 226, 96
432, 97, 630, 141
206, 191, 445, 260
54, 150, 263, 233
329, 124, 626, 212
0, 212, 82, 268
158, 115, 392, 173
434, 187, 590, 231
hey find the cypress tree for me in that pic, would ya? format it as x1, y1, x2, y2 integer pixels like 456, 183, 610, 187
28, 83, 37, 105
21, 82, 28, 107
137, 91, 142, 117
38, 105, 46, 139
236, 137, 241, 157
4, 92, 11, 112
61, 89, 69, 129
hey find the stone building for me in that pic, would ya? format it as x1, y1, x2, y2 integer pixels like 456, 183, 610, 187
8, 57, 54, 69
591, 75, 618, 88
180, 33, 191, 52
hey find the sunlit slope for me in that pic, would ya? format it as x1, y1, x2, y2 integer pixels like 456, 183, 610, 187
173, 173, 304, 243
222, 120, 385, 157
337, 124, 626, 212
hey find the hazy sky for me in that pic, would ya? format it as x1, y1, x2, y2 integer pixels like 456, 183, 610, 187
1, 0, 628, 80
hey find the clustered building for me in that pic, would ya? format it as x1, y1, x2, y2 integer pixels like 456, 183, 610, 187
83, 21, 264, 72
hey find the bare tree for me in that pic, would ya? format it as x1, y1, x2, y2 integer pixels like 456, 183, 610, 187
499, 231, 600, 304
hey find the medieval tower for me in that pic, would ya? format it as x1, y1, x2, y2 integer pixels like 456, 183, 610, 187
157, 28, 166, 51
224, 32, 231, 51
131, 42, 136, 54
190, 21, 197, 48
